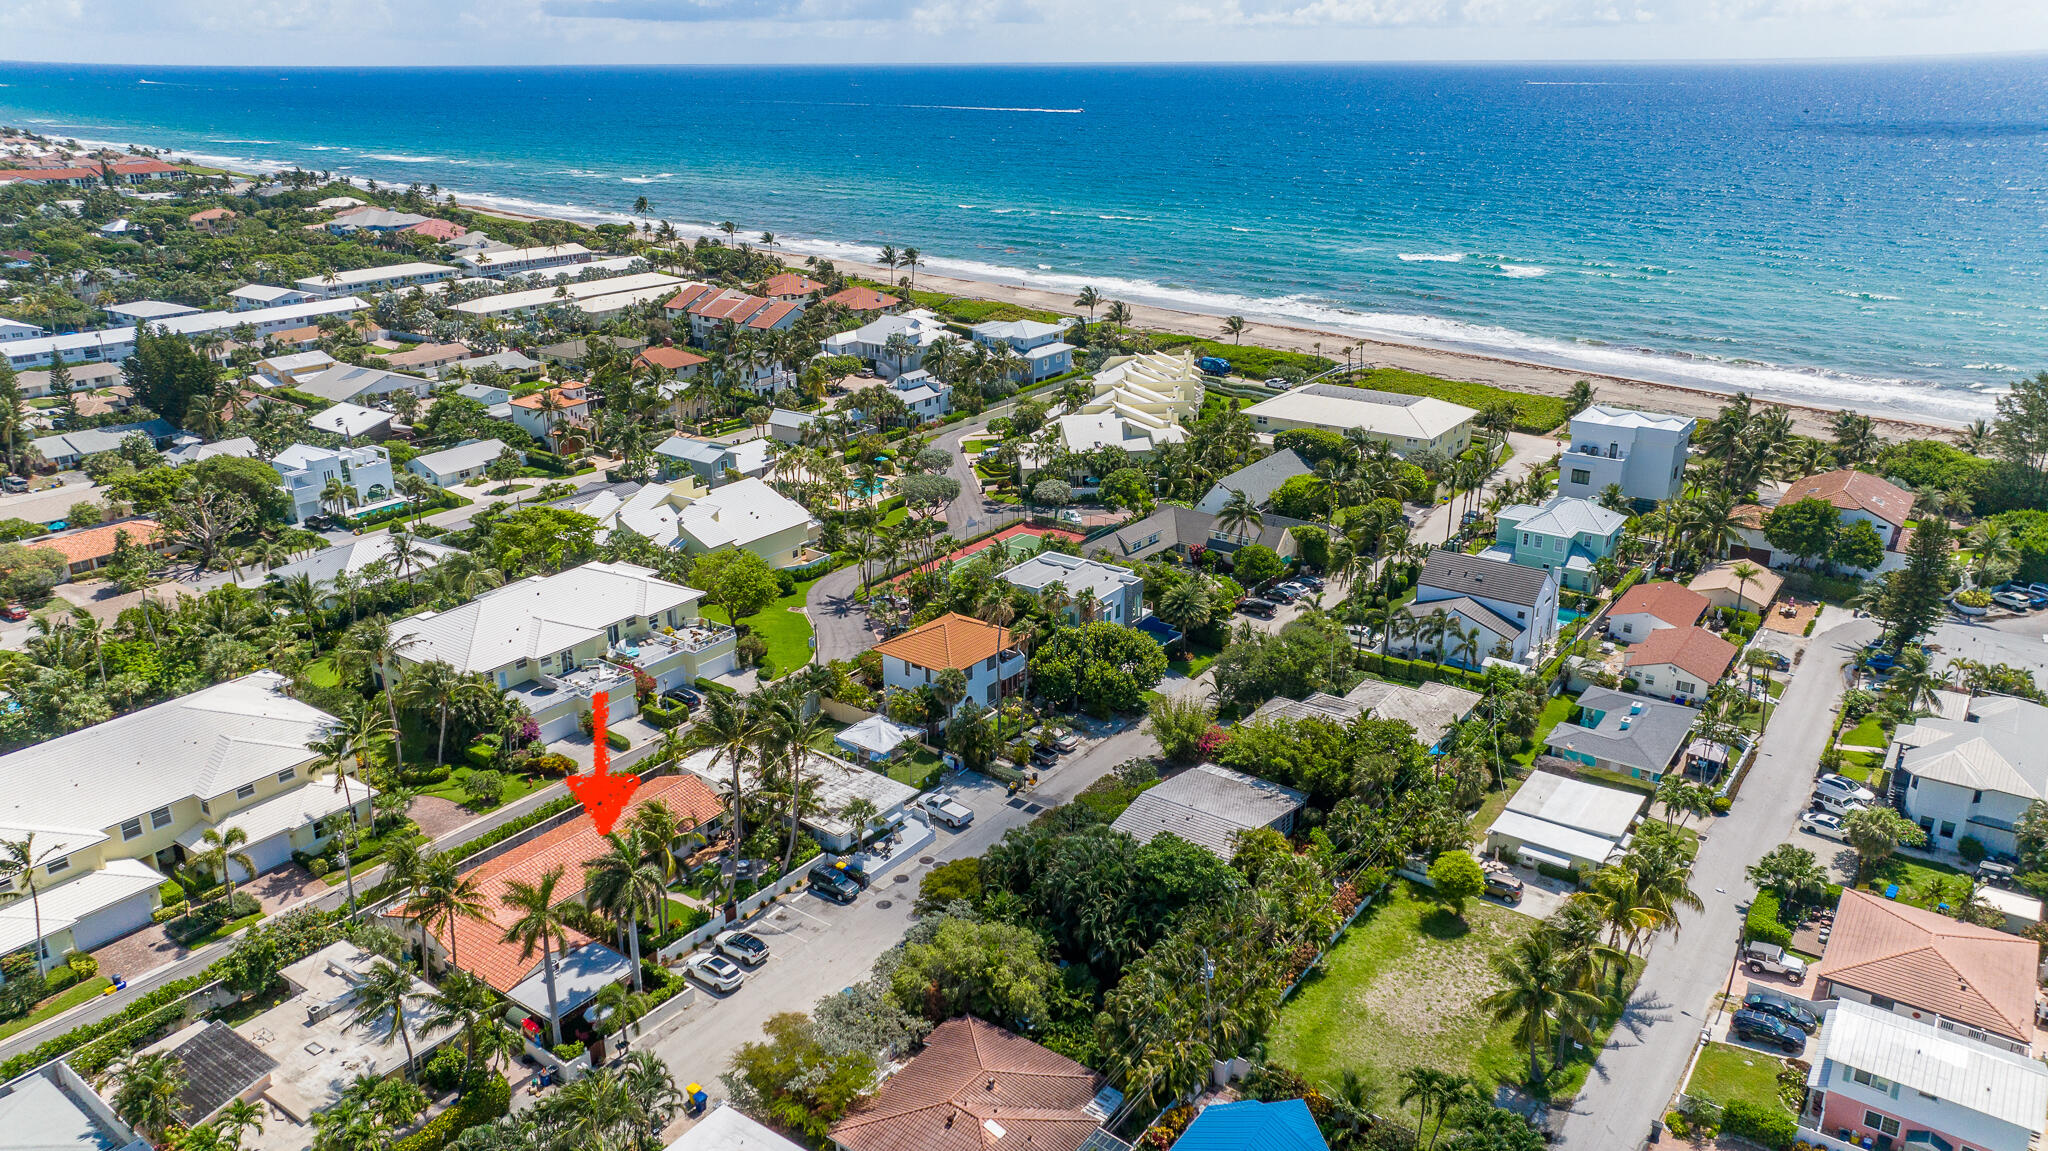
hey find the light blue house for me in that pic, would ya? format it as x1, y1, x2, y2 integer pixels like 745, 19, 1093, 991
1486, 495, 1627, 593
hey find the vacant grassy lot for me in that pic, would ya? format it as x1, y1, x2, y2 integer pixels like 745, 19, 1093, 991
1687, 1042, 1787, 1111
1272, 881, 1536, 1112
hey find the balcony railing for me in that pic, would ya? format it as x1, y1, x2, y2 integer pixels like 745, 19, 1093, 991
999, 651, 1029, 679
541, 659, 633, 699
620, 622, 736, 660
1571, 443, 1627, 460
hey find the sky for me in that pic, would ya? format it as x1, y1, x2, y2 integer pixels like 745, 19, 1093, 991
4, 0, 2047, 64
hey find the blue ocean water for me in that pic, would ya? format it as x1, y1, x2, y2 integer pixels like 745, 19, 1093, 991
1, 60, 2044, 421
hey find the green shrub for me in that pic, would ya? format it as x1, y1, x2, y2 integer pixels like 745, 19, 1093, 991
157, 879, 185, 903
605, 729, 629, 751
68, 953, 98, 979
165, 892, 261, 944
552, 1040, 585, 1061
1711, 795, 1733, 815
309, 858, 332, 878
44, 966, 76, 994
1535, 861, 1586, 887
1746, 890, 1793, 948
1958, 835, 1989, 863
390, 1073, 511, 1151
1719, 1100, 1796, 1149
0, 975, 48, 1021
419, 1045, 467, 1094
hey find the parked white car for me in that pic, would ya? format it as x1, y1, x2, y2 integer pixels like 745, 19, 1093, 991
1815, 773, 1876, 805
1800, 811, 1846, 838
685, 953, 745, 993
921, 793, 974, 829
1743, 941, 1808, 983
714, 930, 770, 966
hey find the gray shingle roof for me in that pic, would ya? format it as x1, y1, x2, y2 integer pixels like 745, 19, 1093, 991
1544, 686, 1696, 775
1110, 763, 1305, 858
1420, 549, 1554, 608
1198, 449, 1313, 511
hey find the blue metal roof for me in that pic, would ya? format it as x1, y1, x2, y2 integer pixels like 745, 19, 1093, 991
1172, 1099, 1328, 1151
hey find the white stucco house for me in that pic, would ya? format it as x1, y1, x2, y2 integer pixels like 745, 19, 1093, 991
1554, 405, 1695, 505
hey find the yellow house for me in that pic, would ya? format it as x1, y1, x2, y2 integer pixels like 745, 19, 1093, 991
0, 672, 360, 976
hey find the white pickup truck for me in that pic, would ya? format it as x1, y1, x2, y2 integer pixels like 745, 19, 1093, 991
921, 793, 974, 829
1743, 941, 1808, 983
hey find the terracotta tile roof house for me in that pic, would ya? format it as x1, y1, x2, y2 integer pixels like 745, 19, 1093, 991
636, 346, 709, 373
1624, 625, 1737, 689
404, 218, 467, 241
829, 1016, 1117, 1151
25, 518, 166, 576
1611, 581, 1711, 632
824, 286, 901, 312
1782, 469, 1916, 541
382, 342, 471, 372
1813, 888, 2041, 1045
761, 272, 825, 298
187, 208, 235, 224
1731, 504, 1767, 531
413, 773, 723, 992
874, 613, 1016, 672
663, 283, 719, 313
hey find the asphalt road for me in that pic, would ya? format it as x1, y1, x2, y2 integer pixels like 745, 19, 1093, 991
1555, 612, 1876, 1148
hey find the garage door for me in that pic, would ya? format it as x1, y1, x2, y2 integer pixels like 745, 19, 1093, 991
239, 831, 296, 879
72, 889, 159, 952
536, 711, 581, 743
693, 651, 736, 682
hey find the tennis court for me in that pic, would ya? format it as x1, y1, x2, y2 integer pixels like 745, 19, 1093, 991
922, 525, 1087, 576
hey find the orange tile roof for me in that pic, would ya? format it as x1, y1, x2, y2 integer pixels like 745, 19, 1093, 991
761, 272, 824, 297
831, 1016, 1108, 1151
187, 208, 235, 223
1731, 503, 1768, 531
415, 773, 724, 992
1814, 889, 2039, 1042
1781, 469, 1915, 531
25, 519, 163, 565
746, 299, 802, 329
1612, 581, 1710, 630
636, 347, 709, 372
663, 284, 718, 312
404, 218, 466, 241
825, 286, 900, 312
509, 385, 589, 411
383, 342, 470, 367
690, 290, 769, 322
874, 613, 1014, 672
1624, 625, 1737, 685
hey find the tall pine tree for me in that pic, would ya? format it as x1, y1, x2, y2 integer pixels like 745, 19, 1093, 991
1884, 515, 1953, 652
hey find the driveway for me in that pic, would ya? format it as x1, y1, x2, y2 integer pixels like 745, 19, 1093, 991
1555, 610, 1876, 1148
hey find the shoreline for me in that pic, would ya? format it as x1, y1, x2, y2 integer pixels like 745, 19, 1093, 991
42, 131, 1966, 440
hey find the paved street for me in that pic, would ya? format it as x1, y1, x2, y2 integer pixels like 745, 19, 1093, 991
1555, 611, 1877, 1148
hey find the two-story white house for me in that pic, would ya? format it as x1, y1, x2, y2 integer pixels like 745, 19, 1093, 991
390, 561, 739, 741
998, 552, 1146, 628
271, 443, 396, 524
1402, 549, 1559, 666
969, 318, 1076, 382
1732, 470, 1919, 575
876, 370, 953, 423
1892, 694, 2048, 857
1802, 1000, 2048, 1151
820, 309, 953, 377
1554, 405, 1696, 506
874, 612, 1029, 716
0, 672, 363, 977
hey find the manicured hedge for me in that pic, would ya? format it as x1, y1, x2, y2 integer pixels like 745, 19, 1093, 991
1720, 1100, 1796, 1149
1147, 333, 1336, 380
1745, 890, 1792, 948
0, 975, 210, 1081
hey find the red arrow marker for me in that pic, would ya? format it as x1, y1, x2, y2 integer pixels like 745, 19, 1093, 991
565, 690, 638, 835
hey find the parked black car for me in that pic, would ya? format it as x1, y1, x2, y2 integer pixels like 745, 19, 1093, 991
1731, 1009, 1806, 1054
1742, 993, 1818, 1033
1030, 744, 1058, 767
1239, 598, 1278, 619
807, 864, 861, 904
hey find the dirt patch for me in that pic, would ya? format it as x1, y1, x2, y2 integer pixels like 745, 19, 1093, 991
1761, 600, 1818, 635
1357, 909, 1521, 1043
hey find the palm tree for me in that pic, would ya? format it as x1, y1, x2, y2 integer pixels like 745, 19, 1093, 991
334, 621, 419, 775
584, 830, 668, 991
840, 797, 880, 850
761, 697, 830, 876
105, 1052, 187, 1142
1399, 1066, 1478, 1151
1480, 931, 1606, 1088
217, 1099, 266, 1147
1215, 489, 1263, 546
1577, 869, 1662, 995
347, 957, 423, 1075
193, 826, 256, 908
1728, 559, 1765, 612
682, 692, 763, 920
1221, 315, 1247, 344
1072, 286, 1101, 330
319, 475, 358, 520
501, 865, 575, 1046
413, 852, 489, 971
419, 969, 496, 1079
0, 834, 59, 975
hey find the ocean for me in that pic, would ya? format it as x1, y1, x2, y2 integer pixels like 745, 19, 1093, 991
1, 60, 2044, 422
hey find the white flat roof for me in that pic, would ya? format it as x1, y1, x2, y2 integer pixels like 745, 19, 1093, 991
676, 746, 913, 839
411, 438, 510, 475
507, 941, 632, 1022
999, 551, 1142, 603
1817, 999, 2048, 1131
665, 1105, 808, 1151
1504, 772, 1644, 840
1486, 809, 1625, 866
1242, 384, 1475, 440
451, 271, 686, 317
293, 262, 454, 291
392, 560, 702, 673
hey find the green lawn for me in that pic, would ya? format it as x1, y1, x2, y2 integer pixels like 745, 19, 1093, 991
418, 769, 554, 813
1841, 714, 1889, 748
1516, 694, 1576, 767
1468, 777, 1524, 833
1274, 881, 1582, 1113
1168, 640, 1222, 680
720, 572, 832, 679
889, 747, 945, 790
1835, 750, 1883, 782
305, 658, 341, 688
0, 977, 113, 1042
1866, 854, 1972, 909
1686, 1042, 1787, 1111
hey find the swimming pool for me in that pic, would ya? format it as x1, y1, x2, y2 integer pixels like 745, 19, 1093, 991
847, 478, 887, 499
1558, 608, 1588, 626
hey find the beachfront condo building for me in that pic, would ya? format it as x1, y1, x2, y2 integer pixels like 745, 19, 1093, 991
1555, 404, 1696, 505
